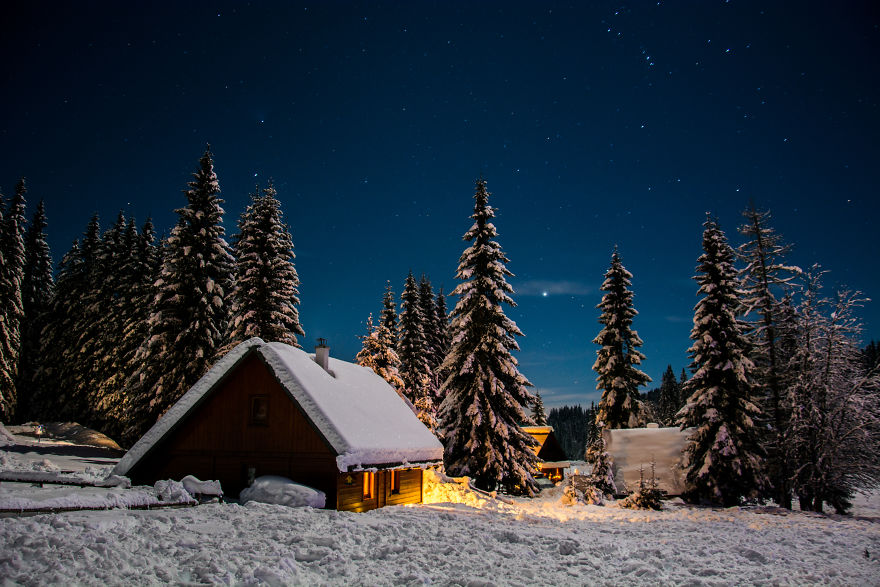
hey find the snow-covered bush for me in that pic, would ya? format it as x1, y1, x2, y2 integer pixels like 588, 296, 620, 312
154, 479, 196, 504
619, 464, 663, 511
239, 475, 326, 508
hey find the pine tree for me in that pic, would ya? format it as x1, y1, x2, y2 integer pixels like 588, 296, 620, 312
532, 391, 548, 425
106, 219, 161, 439
434, 288, 451, 366
419, 274, 446, 407
380, 280, 398, 348
657, 365, 681, 426
0, 179, 27, 421
15, 199, 54, 421
398, 271, 436, 430
585, 422, 617, 496
356, 314, 405, 391
438, 178, 539, 496
35, 215, 102, 422
677, 216, 768, 506
226, 182, 303, 350
738, 204, 801, 509
592, 248, 651, 429
123, 147, 234, 446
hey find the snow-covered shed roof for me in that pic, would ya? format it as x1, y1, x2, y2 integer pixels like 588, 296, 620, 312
114, 338, 444, 476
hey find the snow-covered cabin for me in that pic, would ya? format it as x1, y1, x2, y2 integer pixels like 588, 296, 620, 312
522, 426, 569, 482
606, 426, 692, 495
113, 338, 444, 512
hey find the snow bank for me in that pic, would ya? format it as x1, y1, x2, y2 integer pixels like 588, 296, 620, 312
0, 423, 15, 447
239, 476, 325, 508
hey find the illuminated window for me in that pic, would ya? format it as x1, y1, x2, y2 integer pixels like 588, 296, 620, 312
390, 470, 401, 494
362, 471, 374, 499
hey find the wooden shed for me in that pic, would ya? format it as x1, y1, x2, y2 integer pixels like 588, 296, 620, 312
113, 338, 444, 512
522, 426, 570, 483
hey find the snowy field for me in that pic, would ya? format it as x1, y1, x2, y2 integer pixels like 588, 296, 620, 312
2, 426, 880, 585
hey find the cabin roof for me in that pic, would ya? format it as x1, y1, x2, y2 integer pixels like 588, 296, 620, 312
114, 338, 444, 476
522, 426, 569, 464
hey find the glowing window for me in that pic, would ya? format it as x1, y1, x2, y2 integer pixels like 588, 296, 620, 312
390, 470, 401, 494
362, 471, 375, 499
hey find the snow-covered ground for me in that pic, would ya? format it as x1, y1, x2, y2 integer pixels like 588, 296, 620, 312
2, 425, 880, 585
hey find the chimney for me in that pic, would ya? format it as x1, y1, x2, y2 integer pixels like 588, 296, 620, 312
315, 338, 330, 372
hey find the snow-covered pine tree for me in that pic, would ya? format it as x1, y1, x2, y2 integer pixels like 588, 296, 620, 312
419, 274, 446, 407
677, 215, 768, 506
532, 391, 547, 425
438, 178, 539, 496
585, 422, 617, 496
356, 314, 406, 392
78, 212, 131, 431
0, 179, 27, 421
380, 280, 398, 348
123, 147, 233, 446
398, 271, 436, 430
593, 248, 651, 429
225, 181, 303, 350
434, 287, 451, 367
657, 365, 681, 426
34, 215, 102, 422
15, 199, 54, 421
737, 204, 801, 509
105, 219, 161, 440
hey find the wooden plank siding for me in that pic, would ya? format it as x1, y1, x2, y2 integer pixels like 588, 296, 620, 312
336, 469, 424, 512
127, 353, 340, 501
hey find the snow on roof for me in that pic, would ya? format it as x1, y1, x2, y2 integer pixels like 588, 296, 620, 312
114, 338, 443, 477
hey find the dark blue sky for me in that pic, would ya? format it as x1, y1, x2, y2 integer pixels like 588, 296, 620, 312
2, 1, 878, 407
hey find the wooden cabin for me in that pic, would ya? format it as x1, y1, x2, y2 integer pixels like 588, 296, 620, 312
113, 338, 444, 512
522, 426, 570, 483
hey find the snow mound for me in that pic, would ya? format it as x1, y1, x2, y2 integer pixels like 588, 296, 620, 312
181, 475, 223, 498
240, 476, 326, 508
154, 480, 196, 504
0, 423, 15, 447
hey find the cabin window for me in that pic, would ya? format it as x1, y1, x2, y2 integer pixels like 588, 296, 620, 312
390, 469, 401, 494
250, 395, 269, 426
362, 471, 375, 500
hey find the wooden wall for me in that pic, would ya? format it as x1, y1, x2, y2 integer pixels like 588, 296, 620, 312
128, 353, 340, 500
336, 468, 423, 512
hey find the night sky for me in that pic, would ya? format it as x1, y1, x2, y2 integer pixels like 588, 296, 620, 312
2, 1, 878, 407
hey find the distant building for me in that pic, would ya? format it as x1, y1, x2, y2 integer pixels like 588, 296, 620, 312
113, 338, 444, 512
522, 426, 570, 483
606, 426, 691, 495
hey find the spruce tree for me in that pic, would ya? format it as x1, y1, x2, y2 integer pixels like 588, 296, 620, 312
226, 181, 303, 350
532, 391, 547, 425
356, 314, 405, 391
124, 147, 233, 445
398, 271, 436, 431
434, 288, 451, 366
0, 179, 27, 421
380, 280, 398, 348
657, 365, 680, 426
738, 204, 801, 509
107, 219, 161, 439
35, 215, 102, 422
677, 216, 767, 506
439, 178, 539, 496
15, 199, 54, 421
593, 248, 651, 429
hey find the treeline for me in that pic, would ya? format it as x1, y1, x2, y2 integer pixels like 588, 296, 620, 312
0, 148, 304, 446
578, 208, 880, 512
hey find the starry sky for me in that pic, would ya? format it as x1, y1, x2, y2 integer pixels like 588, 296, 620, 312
2, 1, 878, 408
